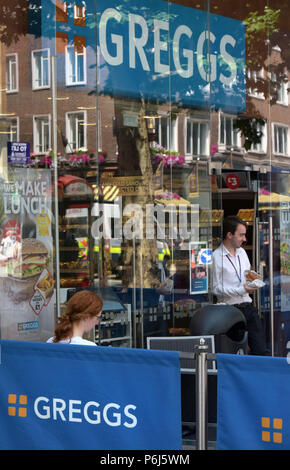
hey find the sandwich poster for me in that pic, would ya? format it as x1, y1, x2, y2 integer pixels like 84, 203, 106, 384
0, 168, 55, 341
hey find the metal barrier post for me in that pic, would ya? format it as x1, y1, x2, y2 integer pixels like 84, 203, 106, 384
195, 338, 208, 450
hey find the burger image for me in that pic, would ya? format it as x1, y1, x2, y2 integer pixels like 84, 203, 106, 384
7, 238, 49, 280
4, 238, 50, 303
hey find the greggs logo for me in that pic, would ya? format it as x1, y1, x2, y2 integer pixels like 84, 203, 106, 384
8, 393, 138, 428
8, 394, 28, 418
262, 417, 283, 444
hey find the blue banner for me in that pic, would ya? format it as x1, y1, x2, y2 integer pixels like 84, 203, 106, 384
38, 0, 245, 113
0, 340, 181, 450
217, 353, 290, 450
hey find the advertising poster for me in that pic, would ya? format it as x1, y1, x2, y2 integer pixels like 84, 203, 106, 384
0, 168, 55, 341
280, 204, 290, 312
189, 241, 211, 294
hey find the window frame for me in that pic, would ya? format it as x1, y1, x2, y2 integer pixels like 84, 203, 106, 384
154, 115, 178, 152
219, 113, 241, 150
74, 4, 86, 26
271, 71, 289, 106
33, 114, 51, 155
273, 123, 289, 156
65, 44, 87, 86
32, 48, 51, 90
185, 117, 210, 157
247, 68, 265, 100
6, 53, 19, 93
65, 110, 87, 152
6, 117, 19, 142
249, 121, 267, 154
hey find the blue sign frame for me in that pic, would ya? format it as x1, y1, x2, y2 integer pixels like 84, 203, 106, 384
39, 0, 246, 113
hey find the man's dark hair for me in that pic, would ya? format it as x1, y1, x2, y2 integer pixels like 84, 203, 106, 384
223, 215, 246, 240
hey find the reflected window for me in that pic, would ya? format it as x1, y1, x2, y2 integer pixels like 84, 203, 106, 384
155, 116, 178, 151
273, 124, 288, 155
250, 122, 267, 153
74, 4, 86, 26
55, 0, 67, 23
6, 54, 18, 93
186, 118, 209, 156
247, 69, 264, 99
272, 72, 288, 106
219, 114, 240, 149
66, 45, 86, 85
33, 115, 50, 154
66, 111, 86, 151
6, 118, 19, 142
32, 49, 50, 89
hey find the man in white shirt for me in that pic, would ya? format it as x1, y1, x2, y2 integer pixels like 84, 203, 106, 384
212, 215, 266, 355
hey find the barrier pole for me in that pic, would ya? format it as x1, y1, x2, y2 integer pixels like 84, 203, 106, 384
195, 338, 208, 450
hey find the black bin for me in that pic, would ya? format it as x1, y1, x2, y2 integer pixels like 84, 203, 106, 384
190, 304, 248, 354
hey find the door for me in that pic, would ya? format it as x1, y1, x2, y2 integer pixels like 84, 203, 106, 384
257, 170, 290, 356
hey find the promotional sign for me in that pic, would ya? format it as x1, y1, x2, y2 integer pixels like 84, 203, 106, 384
189, 241, 209, 294
217, 353, 290, 450
0, 169, 54, 341
280, 203, 290, 312
0, 340, 182, 450
7, 142, 30, 165
39, 0, 246, 112
225, 173, 240, 190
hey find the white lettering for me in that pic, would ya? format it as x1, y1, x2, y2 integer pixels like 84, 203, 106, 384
220, 34, 237, 85
123, 204, 143, 240
197, 31, 217, 82
4, 196, 47, 215
129, 14, 150, 71
173, 25, 193, 78
99, 9, 240, 88
34, 396, 50, 419
154, 19, 169, 74
33, 397, 138, 427
124, 404, 138, 428
99, 8, 123, 66
103, 403, 121, 427
83, 401, 101, 424
53, 398, 66, 421
69, 400, 82, 423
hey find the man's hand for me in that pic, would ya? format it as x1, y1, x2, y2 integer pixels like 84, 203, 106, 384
244, 282, 258, 293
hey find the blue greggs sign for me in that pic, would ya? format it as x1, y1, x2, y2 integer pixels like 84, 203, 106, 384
39, 0, 245, 112
97, 0, 246, 112
0, 340, 181, 450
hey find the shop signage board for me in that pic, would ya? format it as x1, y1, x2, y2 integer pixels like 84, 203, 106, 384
101, 176, 148, 196
0, 340, 182, 450
39, 0, 246, 113
7, 142, 30, 165
0, 168, 55, 341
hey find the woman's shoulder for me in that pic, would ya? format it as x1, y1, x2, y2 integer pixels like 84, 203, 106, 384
69, 336, 97, 346
46, 336, 97, 346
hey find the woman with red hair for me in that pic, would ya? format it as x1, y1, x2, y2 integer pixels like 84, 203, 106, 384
47, 290, 103, 346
